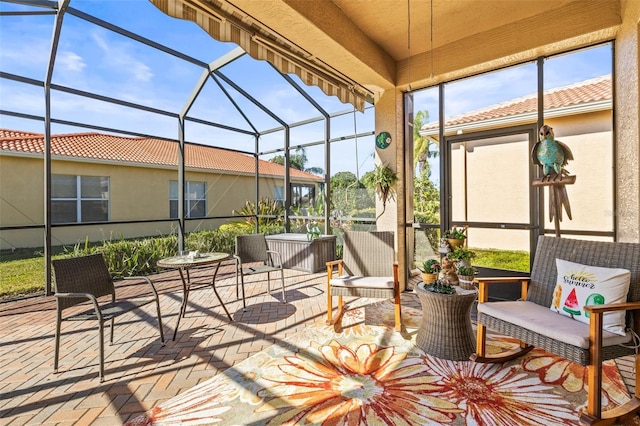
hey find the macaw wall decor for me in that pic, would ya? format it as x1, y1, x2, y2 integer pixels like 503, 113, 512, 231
375, 131, 392, 149
531, 124, 576, 237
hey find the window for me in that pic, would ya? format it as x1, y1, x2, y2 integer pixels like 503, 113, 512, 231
170, 181, 206, 218
51, 175, 109, 223
291, 183, 315, 209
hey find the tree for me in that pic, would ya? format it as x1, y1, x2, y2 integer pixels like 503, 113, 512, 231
269, 147, 323, 175
413, 110, 438, 175
330, 171, 362, 190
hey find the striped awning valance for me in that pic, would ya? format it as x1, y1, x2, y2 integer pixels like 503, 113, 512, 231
150, 0, 373, 112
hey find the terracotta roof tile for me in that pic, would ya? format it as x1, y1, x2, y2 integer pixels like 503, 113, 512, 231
0, 131, 321, 181
422, 75, 611, 130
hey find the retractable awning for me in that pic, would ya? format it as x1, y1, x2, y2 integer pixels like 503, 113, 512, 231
150, 0, 374, 111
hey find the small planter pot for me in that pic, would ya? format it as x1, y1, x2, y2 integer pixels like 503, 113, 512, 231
447, 238, 465, 249
421, 272, 438, 284
457, 275, 475, 290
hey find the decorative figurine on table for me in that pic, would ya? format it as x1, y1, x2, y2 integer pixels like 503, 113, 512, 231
306, 221, 321, 241
531, 124, 576, 237
438, 237, 451, 254
440, 256, 459, 286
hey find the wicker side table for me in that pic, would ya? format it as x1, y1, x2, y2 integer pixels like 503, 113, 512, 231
415, 284, 477, 360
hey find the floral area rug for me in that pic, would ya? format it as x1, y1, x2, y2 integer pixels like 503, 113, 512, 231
126, 299, 638, 426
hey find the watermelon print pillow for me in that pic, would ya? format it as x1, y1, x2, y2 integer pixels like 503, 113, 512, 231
550, 259, 631, 336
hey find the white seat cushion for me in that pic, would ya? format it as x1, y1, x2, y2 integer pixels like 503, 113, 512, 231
479, 300, 631, 349
330, 275, 395, 289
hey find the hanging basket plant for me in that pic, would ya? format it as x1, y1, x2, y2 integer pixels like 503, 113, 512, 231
367, 163, 398, 208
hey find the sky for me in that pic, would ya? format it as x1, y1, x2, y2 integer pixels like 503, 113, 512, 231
0, 0, 612, 179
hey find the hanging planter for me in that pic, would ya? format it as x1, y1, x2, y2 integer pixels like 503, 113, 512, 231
366, 163, 398, 209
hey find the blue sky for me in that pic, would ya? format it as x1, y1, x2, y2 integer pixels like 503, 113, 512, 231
0, 1, 611, 178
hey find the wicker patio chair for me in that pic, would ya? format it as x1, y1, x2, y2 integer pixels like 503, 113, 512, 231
472, 236, 640, 424
234, 234, 286, 308
52, 253, 165, 382
326, 231, 402, 332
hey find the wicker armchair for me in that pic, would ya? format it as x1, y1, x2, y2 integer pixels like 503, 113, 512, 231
234, 234, 286, 308
326, 231, 401, 332
52, 254, 164, 382
472, 236, 640, 424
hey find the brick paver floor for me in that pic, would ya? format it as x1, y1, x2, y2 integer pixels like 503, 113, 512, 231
2, 264, 635, 425
0, 262, 422, 425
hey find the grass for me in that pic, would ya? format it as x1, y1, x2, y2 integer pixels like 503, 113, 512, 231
1, 256, 49, 298
473, 248, 530, 272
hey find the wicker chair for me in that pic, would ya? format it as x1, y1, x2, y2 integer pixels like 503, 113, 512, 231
234, 234, 286, 308
472, 236, 640, 424
326, 231, 401, 332
52, 254, 165, 382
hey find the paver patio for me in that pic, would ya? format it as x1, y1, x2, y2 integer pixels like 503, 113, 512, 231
1, 263, 635, 425
0, 263, 422, 425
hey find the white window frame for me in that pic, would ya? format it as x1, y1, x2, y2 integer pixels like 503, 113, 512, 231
51, 174, 110, 223
170, 180, 207, 218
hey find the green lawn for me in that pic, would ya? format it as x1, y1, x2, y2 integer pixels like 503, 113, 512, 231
473, 248, 530, 272
0, 256, 49, 298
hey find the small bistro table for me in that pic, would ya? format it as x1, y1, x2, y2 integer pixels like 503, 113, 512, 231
414, 283, 477, 361
157, 252, 232, 340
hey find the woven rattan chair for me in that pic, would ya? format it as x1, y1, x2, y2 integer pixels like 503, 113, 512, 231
472, 236, 640, 424
52, 254, 165, 382
326, 231, 401, 332
234, 234, 286, 308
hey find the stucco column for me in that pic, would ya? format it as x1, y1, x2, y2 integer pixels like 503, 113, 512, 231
615, 0, 640, 242
374, 88, 408, 291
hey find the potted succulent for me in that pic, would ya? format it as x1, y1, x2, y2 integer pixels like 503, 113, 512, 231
419, 259, 441, 284
424, 278, 456, 295
447, 246, 476, 268
456, 265, 477, 290
443, 226, 467, 249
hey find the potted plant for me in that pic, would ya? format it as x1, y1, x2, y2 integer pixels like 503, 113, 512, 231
447, 246, 476, 267
419, 259, 441, 284
424, 278, 456, 295
443, 226, 467, 249
456, 265, 477, 290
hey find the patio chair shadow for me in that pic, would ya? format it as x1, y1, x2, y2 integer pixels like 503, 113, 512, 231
232, 301, 296, 324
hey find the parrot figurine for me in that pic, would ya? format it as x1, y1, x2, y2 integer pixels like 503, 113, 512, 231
532, 125, 573, 180
531, 125, 574, 222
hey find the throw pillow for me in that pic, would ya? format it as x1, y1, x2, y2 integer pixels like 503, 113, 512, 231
550, 258, 631, 336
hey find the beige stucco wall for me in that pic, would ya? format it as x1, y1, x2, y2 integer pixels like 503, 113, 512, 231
0, 154, 296, 249
615, 0, 640, 242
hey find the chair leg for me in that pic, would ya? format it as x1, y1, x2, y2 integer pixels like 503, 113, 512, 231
54, 309, 62, 373
279, 269, 286, 303
394, 294, 402, 332
267, 271, 272, 294
240, 273, 247, 310
326, 286, 333, 324
98, 320, 105, 382
109, 317, 115, 344
330, 295, 346, 333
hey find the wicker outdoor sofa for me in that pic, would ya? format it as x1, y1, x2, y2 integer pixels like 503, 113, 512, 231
472, 235, 640, 424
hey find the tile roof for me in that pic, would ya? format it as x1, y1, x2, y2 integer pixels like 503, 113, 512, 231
422, 74, 611, 131
0, 130, 322, 181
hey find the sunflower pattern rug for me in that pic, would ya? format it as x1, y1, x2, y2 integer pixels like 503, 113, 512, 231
126, 299, 638, 426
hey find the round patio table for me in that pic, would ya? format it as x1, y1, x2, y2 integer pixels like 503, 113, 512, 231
414, 283, 477, 361
157, 252, 231, 340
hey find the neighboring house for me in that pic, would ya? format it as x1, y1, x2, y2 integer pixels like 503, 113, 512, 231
420, 75, 613, 251
0, 130, 322, 249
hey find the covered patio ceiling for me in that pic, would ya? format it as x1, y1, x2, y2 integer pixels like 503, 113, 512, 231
155, 0, 622, 106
